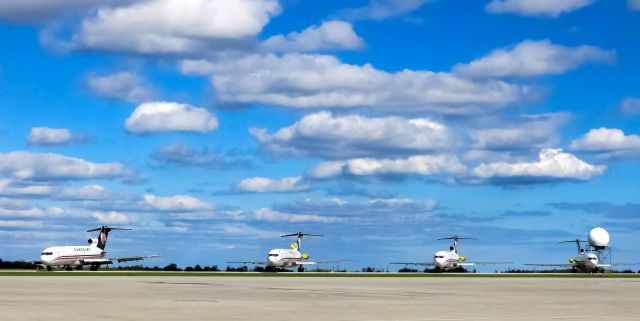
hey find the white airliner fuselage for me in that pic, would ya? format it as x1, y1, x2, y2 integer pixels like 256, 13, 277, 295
228, 232, 338, 272
391, 236, 505, 271
40, 239, 106, 267
572, 252, 599, 270
35, 226, 156, 271
525, 239, 607, 272
433, 250, 468, 269
267, 248, 305, 268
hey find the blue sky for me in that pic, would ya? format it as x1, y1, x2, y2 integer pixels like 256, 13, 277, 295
0, 0, 639, 270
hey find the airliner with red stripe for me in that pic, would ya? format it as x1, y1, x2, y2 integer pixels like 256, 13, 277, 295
36, 226, 157, 271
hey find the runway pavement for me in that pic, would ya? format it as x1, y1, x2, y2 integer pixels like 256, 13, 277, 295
1, 275, 638, 321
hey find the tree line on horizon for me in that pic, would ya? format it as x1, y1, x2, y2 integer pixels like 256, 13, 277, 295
1, 258, 638, 273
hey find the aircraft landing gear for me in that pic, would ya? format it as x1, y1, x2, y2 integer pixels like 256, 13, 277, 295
46, 266, 52, 271
90, 265, 99, 271
297, 266, 304, 272
64, 266, 73, 271
75, 265, 83, 271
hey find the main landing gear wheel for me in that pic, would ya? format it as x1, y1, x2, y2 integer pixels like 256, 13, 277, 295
90, 265, 99, 271
46, 266, 52, 271
75, 265, 83, 271
64, 266, 73, 271
298, 266, 305, 272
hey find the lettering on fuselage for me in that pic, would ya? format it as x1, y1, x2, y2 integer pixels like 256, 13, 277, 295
73, 247, 91, 252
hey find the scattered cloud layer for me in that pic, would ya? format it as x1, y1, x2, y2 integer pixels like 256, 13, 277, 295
73, 0, 281, 55
254, 207, 342, 223
152, 143, 251, 170
570, 128, 640, 159
309, 155, 466, 178
0, 204, 63, 218
620, 98, 640, 115
143, 194, 212, 211
548, 202, 640, 219
473, 148, 606, 184
470, 113, 569, 150
91, 210, 129, 224
272, 197, 437, 220
0, 151, 131, 181
86, 71, 155, 103
208, 53, 531, 115
0, 0, 126, 24
28, 127, 87, 147
237, 176, 308, 193
252, 111, 454, 159
262, 20, 364, 52
125, 102, 218, 134
454, 39, 615, 78
339, 0, 430, 21
485, 0, 594, 17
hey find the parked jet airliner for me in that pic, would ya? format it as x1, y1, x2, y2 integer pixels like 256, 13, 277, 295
37, 226, 157, 271
524, 238, 636, 272
391, 236, 510, 271
228, 232, 343, 272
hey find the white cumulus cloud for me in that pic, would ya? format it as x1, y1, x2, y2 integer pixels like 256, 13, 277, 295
470, 113, 569, 150
0, 151, 131, 181
251, 111, 454, 159
73, 0, 281, 55
237, 176, 308, 193
473, 148, 605, 183
125, 102, 218, 134
340, 0, 430, 21
87, 71, 155, 103
454, 39, 615, 78
262, 20, 364, 52
0, 0, 127, 24
570, 128, 640, 159
254, 208, 342, 223
485, 0, 594, 17
0, 204, 63, 218
28, 127, 86, 147
208, 53, 531, 115
91, 211, 129, 223
309, 155, 466, 178
143, 194, 211, 211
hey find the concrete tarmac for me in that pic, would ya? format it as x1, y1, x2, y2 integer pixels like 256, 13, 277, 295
1, 275, 639, 321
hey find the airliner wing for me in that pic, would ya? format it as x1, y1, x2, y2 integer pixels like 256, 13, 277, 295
226, 261, 269, 265
599, 263, 640, 267
110, 255, 159, 263
390, 262, 435, 266
79, 255, 158, 265
81, 258, 113, 265
297, 260, 347, 265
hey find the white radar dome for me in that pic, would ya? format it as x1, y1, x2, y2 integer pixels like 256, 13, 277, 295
588, 227, 610, 247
